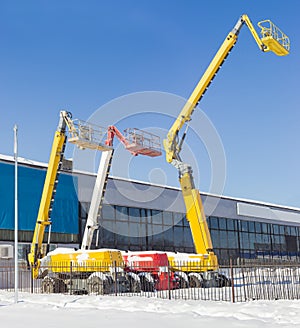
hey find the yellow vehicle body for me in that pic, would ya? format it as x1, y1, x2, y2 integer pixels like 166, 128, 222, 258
38, 248, 132, 295
168, 252, 218, 273
45, 249, 124, 274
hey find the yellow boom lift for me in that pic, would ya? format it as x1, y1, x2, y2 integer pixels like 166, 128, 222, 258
27, 111, 134, 294
164, 15, 289, 287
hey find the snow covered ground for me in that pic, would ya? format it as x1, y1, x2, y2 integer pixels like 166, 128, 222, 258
0, 290, 299, 327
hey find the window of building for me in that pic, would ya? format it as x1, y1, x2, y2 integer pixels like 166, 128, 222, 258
79, 202, 89, 218
290, 227, 297, 236
255, 222, 262, 234
226, 218, 236, 231
249, 233, 256, 250
262, 233, 270, 246
115, 206, 128, 221
240, 232, 249, 249
101, 227, 115, 246
183, 227, 194, 249
174, 226, 184, 247
227, 231, 238, 248
18, 244, 30, 262
219, 230, 228, 248
240, 221, 248, 232
102, 204, 115, 220
219, 249, 229, 262
218, 218, 227, 230
163, 211, 173, 226
272, 235, 281, 251
151, 210, 163, 225
163, 226, 174, 247
210, 217, 219, 229
152, 232, 164, 247
210, 229, 220, 248
279, 225, 285, 235
128, 207, 141, 223
285, 235, 297, 253
255, 233, 263, 245
273, 224, 279, 235
140, 208, 149, 224
128, 222, 139, 237
248, 221, 255, 233
174, 212, 184, 226
101, 219, 115, 233
183, 216, 189, 227
262, 223, 269, 234
116, 221, 129, 246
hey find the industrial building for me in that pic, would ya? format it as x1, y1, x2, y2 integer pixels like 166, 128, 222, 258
1, 154, 300, 265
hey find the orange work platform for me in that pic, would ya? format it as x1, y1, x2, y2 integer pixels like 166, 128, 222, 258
124, 128, 162, 157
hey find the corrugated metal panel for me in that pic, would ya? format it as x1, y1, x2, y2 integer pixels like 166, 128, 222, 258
0, 162, 78, 233
237, 202, 300, 226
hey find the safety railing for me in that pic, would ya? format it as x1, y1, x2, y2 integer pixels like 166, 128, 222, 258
258, 19, 290, 54
123, 128, 162, 157
67, 119, 112, 151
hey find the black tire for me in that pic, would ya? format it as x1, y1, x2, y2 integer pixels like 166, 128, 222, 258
87, 276, 110, 295
219, 274, 232, 287
56, 279, 67, 293
127, 276, 141, 293
188, 275, 203, 288
41, 277, 66, 294
41, 277, 55, 294
178, 276, 189, 289
140, 276, 155, 292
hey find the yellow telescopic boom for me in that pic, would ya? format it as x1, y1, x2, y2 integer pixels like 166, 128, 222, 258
163, 15, 289, 263
28, 111, 70, 277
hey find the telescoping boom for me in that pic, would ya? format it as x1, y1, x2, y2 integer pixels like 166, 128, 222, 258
164, 15, 289, 277
81, 126, 162, 250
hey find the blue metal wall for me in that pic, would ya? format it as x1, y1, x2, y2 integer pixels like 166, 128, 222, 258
0, 162, 78, 234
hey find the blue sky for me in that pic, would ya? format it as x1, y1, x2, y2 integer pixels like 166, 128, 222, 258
1, 1, 299, 207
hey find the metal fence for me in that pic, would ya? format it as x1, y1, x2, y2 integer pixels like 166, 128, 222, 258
1, 263, 300, 302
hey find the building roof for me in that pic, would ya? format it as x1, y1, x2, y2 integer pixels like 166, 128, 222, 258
1, 153, 300, 215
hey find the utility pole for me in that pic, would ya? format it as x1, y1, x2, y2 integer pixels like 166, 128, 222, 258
14, 124, 18, 303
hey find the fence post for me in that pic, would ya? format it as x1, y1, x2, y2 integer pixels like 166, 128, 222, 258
168, 264, 171, 300
114, 261, 117, 296
230, 258, 235, 303
70, 262, 72, 295
30, 266, 34, 294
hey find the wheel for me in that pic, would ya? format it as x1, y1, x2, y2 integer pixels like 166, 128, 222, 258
127, 276, 141, 293
41, 277, 66, 293
178, 276, 189, 289
56, 279, 67, 293
41, 277, 55, 294
140, 276, 155, 292
218, 274, 232, 287
87, 276, 110, 295
188, 274, 203, 288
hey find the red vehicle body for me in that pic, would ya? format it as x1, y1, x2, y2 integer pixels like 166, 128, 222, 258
122, 251, 179, 291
